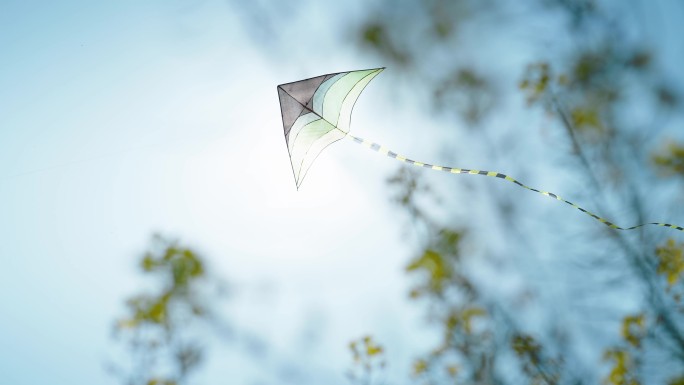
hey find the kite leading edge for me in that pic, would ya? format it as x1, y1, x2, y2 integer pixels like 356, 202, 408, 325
276, 68, 683, 233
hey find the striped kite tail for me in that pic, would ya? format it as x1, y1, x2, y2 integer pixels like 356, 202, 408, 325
346, 134, 684, 233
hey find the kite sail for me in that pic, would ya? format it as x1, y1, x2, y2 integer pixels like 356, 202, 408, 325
277, 67, 384, 188
277, 68, 683, 233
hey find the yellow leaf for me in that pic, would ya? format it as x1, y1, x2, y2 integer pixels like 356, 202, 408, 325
406, 250, 451, 292
571, 107, 602, 130
621, 313, 645, 348
413, 359, 428, 376
656, 239, 684, 288
366, 345, 383, 356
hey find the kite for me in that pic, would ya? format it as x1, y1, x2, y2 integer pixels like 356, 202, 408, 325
277, 68, 683, 232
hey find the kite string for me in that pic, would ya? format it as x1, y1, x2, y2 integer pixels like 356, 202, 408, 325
344, 134, 684, 233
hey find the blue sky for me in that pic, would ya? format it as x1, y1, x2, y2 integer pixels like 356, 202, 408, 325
3, 1, 684, 384
0, 2, 431, 384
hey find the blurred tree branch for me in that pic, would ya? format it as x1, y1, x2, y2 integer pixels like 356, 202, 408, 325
109, 234, 225, 385
350, 0, 684, 384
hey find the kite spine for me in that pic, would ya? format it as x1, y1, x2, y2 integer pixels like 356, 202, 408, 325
345, 134, 684, 233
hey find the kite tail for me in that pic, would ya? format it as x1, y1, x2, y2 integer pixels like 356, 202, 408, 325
345, 134, 684, 233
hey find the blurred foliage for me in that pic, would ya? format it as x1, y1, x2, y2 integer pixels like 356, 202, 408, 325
620, 313, 646, 349
357, 1, 495, 126
520, 62, 553, 106
605, 238, 684, 384
351, 0, 684, 384
385, 170, 684, 384
390, 168, 497, 383
511, 334, 563, 385
385, 165, 584, 384
108, 235, 313, 384
361, 22, 411, 67
652, 142, 684, 178
433, 68, 495, 125
656, 239, 684, 289
110, 235, 223, 385
347, 335, 386, 385
387, 169, 499, 383
603, 348, 640, 385
602, 313, 645, 385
